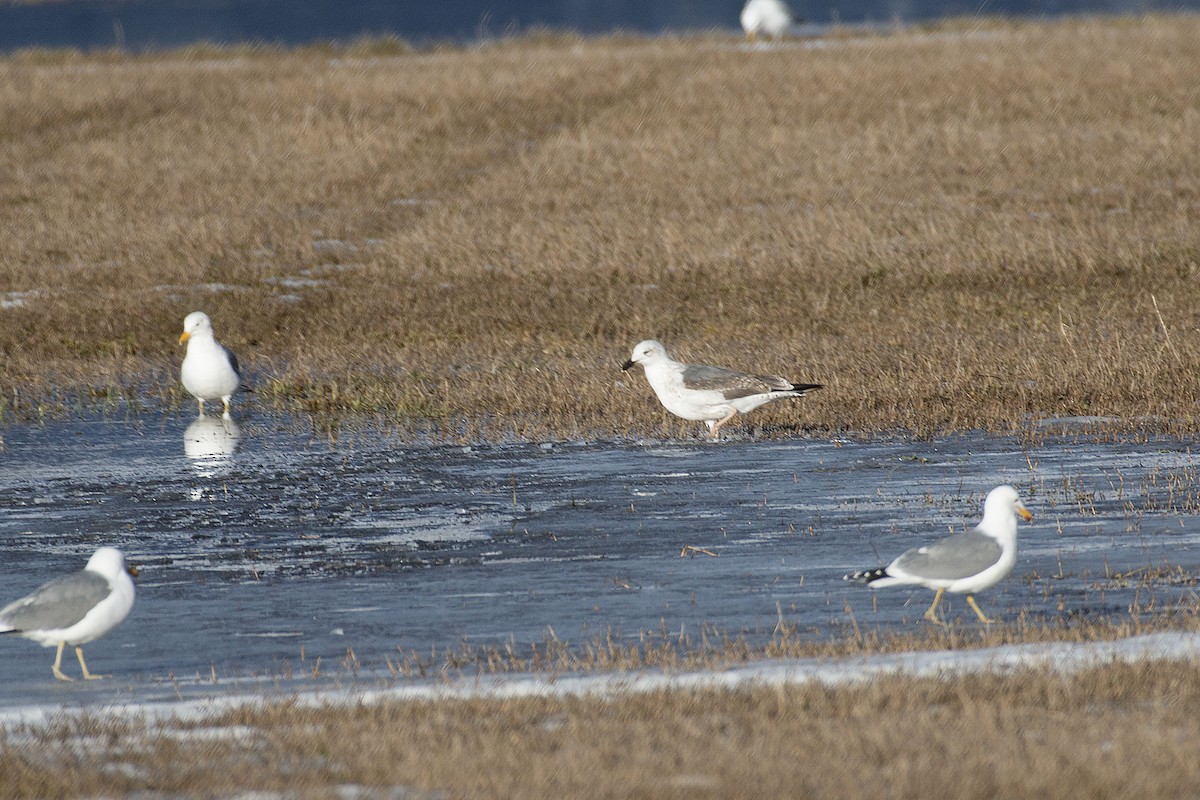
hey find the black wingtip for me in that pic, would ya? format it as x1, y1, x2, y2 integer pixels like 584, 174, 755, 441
793, 383, 823, 394
844, 567, 887, 584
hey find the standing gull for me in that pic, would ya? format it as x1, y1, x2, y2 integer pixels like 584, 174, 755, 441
621, 339, 822, 439
0, 547, 137, 681
845, 485, 1033, 625
180, 311, 242, 416
741, 0, 801, 40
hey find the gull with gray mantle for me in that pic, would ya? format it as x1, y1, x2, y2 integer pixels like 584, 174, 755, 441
0, 547, 138, 681
845, 485, 1033, 625
622, 339, 822, 439
180, 311, 243, 416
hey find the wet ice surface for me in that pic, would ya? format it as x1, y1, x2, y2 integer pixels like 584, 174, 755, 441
1, 414, 1199, 713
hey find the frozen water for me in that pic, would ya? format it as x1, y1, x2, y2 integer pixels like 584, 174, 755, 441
0, 415, 1198, 712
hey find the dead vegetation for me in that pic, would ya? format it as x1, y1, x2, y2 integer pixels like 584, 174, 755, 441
3, 20, 1200, 794
4, 655, 1200, 798
367, 607, 1200, 680
0, 15, 1198, 439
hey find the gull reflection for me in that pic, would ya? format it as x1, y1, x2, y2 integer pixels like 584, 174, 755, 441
184, 413, 241, 480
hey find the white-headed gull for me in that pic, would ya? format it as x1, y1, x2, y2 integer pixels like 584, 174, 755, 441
622, 339, 822, 439
845, 485, 1033, 624
180, 311, 243, 416
0, 546, 137, 681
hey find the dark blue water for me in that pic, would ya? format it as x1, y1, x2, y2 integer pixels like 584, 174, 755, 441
0, 0, 1190, 53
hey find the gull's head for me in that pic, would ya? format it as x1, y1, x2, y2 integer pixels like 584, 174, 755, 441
86, 546, 138, 579
983, 484, 1033, 524
622, 340, 668, 371
179, 311, 213, 346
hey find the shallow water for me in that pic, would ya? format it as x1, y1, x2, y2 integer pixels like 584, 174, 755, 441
0, 414, 1198, 711
2, 0, 1190, 54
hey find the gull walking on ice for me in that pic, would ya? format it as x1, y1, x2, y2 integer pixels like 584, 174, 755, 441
622, 339, 822, 439
0, 547, 137, 681
845, 485, 1033, 625
180, 311, 243, 416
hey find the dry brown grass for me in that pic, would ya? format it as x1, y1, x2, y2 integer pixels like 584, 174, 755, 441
365, 605, 1200, 680
4, 656, 1200, 798
1, 16, 1199, 439
4, 594, 1197, 796
387, 623, 1184, 700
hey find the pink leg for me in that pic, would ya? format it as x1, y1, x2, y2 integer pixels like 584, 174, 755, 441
708, 409, 738, 439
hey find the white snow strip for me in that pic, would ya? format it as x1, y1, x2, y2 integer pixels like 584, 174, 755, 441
3, 632, 1198, 730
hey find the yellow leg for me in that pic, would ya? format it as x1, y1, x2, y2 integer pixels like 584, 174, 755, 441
197, 398, 206, 416
923, 587, 947, 625
52, 640, 73, 682
709, 409, 738, 439
966, 595, 996, 624
75, 646, 107, 680
222, 397, 232, 415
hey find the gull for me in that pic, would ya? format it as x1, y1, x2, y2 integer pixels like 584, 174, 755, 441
622, 339, 822, 439
0, 547, 138, 681
180, 311, 243, 416
844, 485, 1033, 625
741, 0, 801, 40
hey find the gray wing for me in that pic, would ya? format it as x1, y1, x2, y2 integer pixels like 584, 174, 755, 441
0, 570, 111, 632
890, 529, 1002, 581
681, 364, 790, 400
220, 343, 243, 381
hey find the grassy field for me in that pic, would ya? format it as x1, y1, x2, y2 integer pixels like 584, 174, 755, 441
3, 16, 1200, 795
1, 15, 1199, 438
4, 656, 1200, 798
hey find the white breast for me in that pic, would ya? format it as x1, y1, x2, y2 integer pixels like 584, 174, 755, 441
181, 340, 240, 401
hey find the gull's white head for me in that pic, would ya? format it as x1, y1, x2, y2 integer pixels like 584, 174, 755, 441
85, 546, 138, 580
622, 340, 670, 371
179, 311, 214, 345
982, 485, 1033, 525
